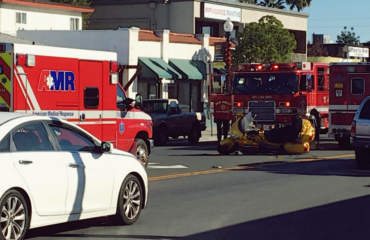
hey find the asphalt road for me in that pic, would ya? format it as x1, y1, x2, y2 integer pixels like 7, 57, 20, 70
26, 135, 370, 240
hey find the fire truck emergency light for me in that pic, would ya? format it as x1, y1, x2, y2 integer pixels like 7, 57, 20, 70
237, 102, 243, 107
16, 54, 35, 67
285, 102, 290, 107
333, 66, 341, 73
0, 44, 5, 53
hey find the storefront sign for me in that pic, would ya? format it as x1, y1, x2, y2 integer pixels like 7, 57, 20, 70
347, 46, 369, 58
204, 3, 241, 22
214, 42, 224, 62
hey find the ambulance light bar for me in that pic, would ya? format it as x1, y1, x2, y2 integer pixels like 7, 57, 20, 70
0, 44, 5, 53
110, 61, 119, 84
16, 54, 35, 67
110, 61, 119, 73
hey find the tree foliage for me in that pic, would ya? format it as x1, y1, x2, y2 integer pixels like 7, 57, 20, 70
238, 0, 285, 9
336, 27, 360, 44
51, 0, 92, 29
285, 0, 311, 12
233, 15, 296, 64
259, 0, 286, 9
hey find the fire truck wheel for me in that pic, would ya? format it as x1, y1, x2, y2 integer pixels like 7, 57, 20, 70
135, 139, 148, 167
155, 125, 168, 146
355, 148, 370, 167
188, 124, 200, 144
109, 175, 143, 225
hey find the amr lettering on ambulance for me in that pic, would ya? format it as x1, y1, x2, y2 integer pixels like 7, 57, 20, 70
0, 42, 153, 160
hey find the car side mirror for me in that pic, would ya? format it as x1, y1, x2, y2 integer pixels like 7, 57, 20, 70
101, 141, 113, 153
134, 94, 142, 109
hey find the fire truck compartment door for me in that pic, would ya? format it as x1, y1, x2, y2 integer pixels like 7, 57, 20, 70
347, 74, 369, 107
78, 61, 103, 140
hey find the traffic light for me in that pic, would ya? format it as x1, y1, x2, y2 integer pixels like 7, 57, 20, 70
224, 41, 232, 68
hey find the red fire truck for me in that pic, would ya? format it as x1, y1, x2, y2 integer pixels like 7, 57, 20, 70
0, 42, 153, 165
328, 62, 370, 149
209, 62, 329, 136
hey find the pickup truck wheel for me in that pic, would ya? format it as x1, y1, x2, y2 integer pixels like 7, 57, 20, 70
188, 124, 200, 144
355, 148, 370, 167
135, 139, 148, 168
155, 125, 168, 146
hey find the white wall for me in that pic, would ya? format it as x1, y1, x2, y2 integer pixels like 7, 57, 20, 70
17, 29, 130, 65
167, 43, 204, 60
0, 8, 81, 36
241, 9, 307, 31
136, 42, 162, 59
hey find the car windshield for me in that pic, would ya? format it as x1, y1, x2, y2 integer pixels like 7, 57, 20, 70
142, 101, 168, 113
232, 73, 299, 95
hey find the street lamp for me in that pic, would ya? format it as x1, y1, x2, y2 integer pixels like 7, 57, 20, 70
223, 17, 233, 70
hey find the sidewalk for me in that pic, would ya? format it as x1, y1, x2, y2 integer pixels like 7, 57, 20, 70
200, 127, 218, 142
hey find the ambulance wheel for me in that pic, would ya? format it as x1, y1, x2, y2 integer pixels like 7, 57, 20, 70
135, 138, 148, 168
155, 125, 168, 146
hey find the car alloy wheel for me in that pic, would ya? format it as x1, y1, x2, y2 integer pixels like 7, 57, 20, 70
123, 179, 141, 220
109, 175, 143, 225
0, 190, 29, 240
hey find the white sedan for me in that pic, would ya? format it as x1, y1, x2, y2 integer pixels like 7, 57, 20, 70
0, 112, 148, 240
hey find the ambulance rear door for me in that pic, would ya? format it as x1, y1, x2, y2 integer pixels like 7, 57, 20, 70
78, 60, 103, 140
347, 73, 370, 124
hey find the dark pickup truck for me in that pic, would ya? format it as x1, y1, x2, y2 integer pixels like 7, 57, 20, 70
142, 99, 206, 145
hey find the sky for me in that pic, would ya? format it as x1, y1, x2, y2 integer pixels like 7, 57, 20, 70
302, 0, 370, 43
231, 0, 370, 43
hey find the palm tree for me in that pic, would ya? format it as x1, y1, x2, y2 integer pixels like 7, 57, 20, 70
259, 0, 286, 9
285, 0, 311, 12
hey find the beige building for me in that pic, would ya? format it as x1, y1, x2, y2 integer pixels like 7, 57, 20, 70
89, 0, 309, 61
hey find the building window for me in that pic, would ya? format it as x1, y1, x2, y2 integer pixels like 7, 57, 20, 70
70, 18, 79, 30
16, 12, 27, 24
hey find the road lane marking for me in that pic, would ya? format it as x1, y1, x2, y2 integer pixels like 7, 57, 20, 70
148, 153, 355, 181
149, 166, 255, 181
294, 154, 355, 162
148, 165, 188, 169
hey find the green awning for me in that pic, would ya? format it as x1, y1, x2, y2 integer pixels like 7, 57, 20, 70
169, 59, 205, 80
139, 57, 182, 79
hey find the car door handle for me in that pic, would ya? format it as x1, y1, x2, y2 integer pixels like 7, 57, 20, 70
69, 163, 80, 168
19, 160, 33, 165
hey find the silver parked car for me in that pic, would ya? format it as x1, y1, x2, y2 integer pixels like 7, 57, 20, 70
351, 96, 370, 167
